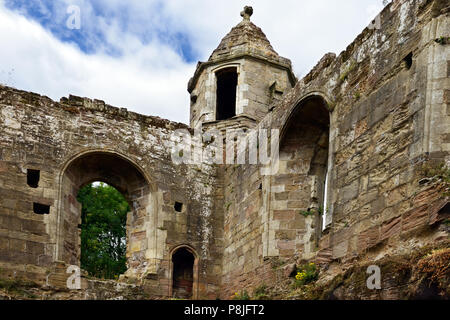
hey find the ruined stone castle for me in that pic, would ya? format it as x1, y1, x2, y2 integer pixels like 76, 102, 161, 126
0, 0, 449, 300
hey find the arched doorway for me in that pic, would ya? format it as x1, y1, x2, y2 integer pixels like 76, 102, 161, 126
55, 151, 152, 277
279, 95, 331, 248
169, 245, 199, 299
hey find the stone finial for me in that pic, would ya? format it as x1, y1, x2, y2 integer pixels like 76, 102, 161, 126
240, 6, 253, 21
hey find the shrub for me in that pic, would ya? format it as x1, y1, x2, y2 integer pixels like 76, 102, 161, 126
293, 262, 319, 288
232, 290, 250, 300
253, 284, 269, 300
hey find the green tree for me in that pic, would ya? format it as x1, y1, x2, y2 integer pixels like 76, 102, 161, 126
77, 182, 129, 279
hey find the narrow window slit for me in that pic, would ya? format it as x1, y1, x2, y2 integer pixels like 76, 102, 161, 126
33, 203, 50, 215
27, 169, 40, 188
403, 52, 413, 70
174, 202, 183, 212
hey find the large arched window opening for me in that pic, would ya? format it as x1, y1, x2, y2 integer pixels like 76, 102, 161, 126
278, 95, 331, 249
216, 67, 238, 120
77, 182, 129, 279
56, 152, 151, 278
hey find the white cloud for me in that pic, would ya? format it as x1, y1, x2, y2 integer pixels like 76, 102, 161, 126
0, 2, 194, 123
154, 0, 385, 75
0, 0, 384, 124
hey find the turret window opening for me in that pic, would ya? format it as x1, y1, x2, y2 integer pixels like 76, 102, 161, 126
216, 67, 237, 120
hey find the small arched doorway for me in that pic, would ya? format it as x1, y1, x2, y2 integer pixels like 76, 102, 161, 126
169, 245, 199, 299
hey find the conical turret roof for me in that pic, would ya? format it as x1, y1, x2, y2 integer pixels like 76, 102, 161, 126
209, 6, 280, 62
188, 6, 296, 93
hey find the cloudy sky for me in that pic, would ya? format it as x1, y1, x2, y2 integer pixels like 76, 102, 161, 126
0, 0, 386, 124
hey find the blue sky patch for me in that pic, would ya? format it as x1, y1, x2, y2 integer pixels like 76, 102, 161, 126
4, 0, 198, 62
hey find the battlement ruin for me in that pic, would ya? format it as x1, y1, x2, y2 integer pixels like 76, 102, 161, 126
0, 0, 449, 299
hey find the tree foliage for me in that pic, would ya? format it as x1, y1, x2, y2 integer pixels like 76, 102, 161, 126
77, 183, 129, 279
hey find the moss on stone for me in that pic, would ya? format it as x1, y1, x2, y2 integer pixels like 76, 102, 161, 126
0, 278, 40, 299
279, 242, 450, 300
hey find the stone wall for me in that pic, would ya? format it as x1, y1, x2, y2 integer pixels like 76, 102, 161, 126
219, 0, 450, 298
0, 0, 448, 300
0, 88, 223, 299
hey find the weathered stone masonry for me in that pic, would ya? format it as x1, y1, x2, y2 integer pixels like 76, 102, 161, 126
0, 0, 449, 299
218, 0, 450, 299
0, 90, 224, 298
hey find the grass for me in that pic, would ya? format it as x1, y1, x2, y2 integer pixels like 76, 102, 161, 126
232, 289, 250, 300
0, 278, 40, 299
253, 284, 270, 300
299, 207, 324, 217
339, 60, 357, 83
419, 161, 450, 196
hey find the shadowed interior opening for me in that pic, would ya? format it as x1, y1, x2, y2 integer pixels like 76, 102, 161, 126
172, 247, 195, 299
403, 52, 413, 70
33, 203, 50, 215
216, 67, 237, 120
27, 169, 40, 188
174, 201, 183, 212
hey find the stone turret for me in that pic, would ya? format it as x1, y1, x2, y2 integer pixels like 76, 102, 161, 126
188, 6, 296, 130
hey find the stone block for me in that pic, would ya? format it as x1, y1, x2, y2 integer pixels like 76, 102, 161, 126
401, 204, 428, 233
273, 210, 295, 221
357, 226, 380, 252
380, 216, 402, 240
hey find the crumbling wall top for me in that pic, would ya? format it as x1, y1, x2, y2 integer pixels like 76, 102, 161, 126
0, 85, 189, 131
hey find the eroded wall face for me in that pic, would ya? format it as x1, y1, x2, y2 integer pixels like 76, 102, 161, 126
221, 163, 265, 298
0, 91, 223, 299
0, 0, 448, 301
220, 0, 450, 298
60, 172, 80, 266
